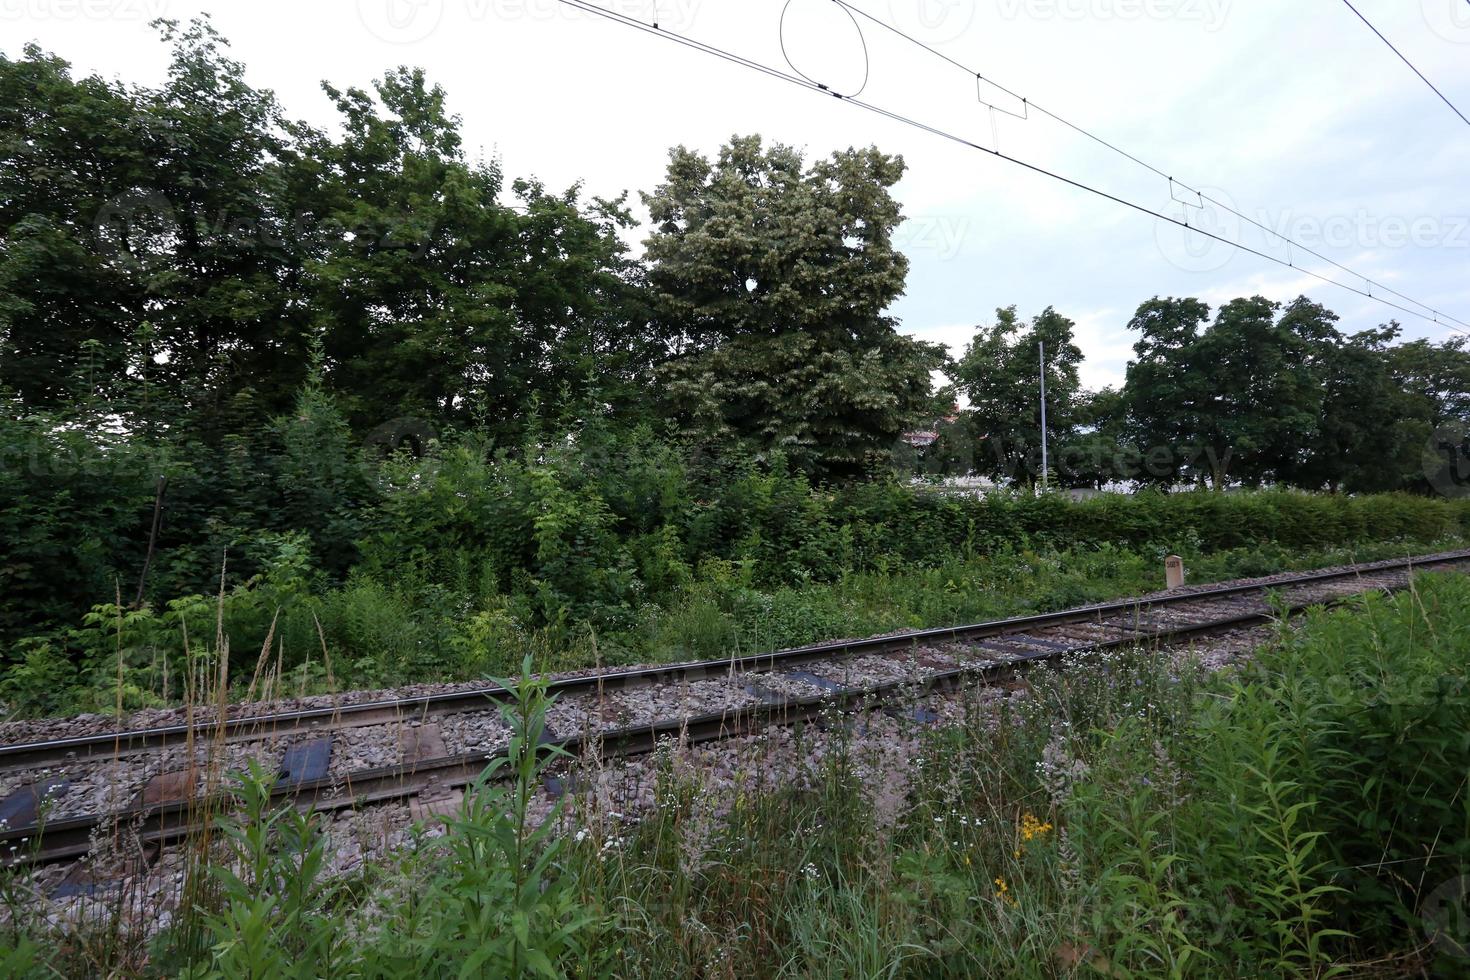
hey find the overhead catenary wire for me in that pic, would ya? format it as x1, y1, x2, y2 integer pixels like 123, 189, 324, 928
554, 0, 1467, 335
1339, 0, 1470, 128
829, 0, 1470, 332
778, 0, 870, 99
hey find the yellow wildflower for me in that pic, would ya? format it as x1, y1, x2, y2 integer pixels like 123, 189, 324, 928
1020, 813, 1054, 842
993, 877, 1017, 906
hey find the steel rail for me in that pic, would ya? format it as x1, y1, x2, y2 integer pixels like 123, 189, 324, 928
0, 568, 1447, 868
2, 549, 1465, 773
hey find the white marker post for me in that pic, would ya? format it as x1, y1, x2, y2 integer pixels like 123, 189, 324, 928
1165, 555, 1186, 590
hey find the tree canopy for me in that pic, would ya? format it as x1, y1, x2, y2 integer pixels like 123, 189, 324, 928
932, 294, 1469, 492
4, 19, 1470, 663
953, 305, 1083, 485
642, 135, 944, 478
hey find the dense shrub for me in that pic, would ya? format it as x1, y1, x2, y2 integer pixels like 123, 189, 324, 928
7, 405, 1470, 712
1240, 575, 1470, 959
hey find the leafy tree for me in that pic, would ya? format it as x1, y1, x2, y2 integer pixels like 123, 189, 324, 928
139, 18, 313, 417
1388, 333, 1470, 496
1058, 386, 1127, 488
1121, 296, 1213, 486
304, 68, 647, 437
642, 135, 943, 478
1192, 295, 1326, 485
1123, 295, 1332, 488
1387, 334, 1470, 428
953, 305, 1083, 485
0, 19, 314, 419
1280, 323, 1421, 492
0, 44, 155, 406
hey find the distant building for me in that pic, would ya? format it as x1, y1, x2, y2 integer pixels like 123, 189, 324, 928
903, 405, 960, 449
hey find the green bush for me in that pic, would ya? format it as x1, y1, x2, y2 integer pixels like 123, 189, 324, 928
10, 406, 1470, 711
1064, 574, 1470, 975
1248, 576, 1470, 960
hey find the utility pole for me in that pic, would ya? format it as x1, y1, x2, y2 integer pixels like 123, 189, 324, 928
1039, 340, 1049, 492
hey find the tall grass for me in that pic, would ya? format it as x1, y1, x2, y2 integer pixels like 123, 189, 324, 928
7, 572, 1468, 975
4, 535, 1460, 720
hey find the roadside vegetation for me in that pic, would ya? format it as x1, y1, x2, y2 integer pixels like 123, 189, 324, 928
4, 20, 1470, 977
4, 572, 1465, 977
7, 20, 1470, 717
4, 432, 1466, 717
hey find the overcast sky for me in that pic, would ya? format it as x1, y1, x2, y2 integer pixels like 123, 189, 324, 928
7, 0, 1468, 390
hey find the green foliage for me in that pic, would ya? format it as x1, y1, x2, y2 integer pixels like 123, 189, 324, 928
1107, 294, 1470, 491
308, 68, 646, 436
1244, 576, 1470, 962
393, 660, 596, 976
1051, 576, 1470, 976
168, 660, 601, 979
0, 639, 77, 717
2, 20, 648, 437
9, 574, 1470, 977
0, 20, 312, 415
953, 304, 1084, 484
184, 763, 343, 980
8, 409, 1469, 711
643, 135, 945, 478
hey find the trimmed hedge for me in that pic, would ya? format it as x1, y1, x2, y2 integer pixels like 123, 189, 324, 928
827, 486, 1470, 570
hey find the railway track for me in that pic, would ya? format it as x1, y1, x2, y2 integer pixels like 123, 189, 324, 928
2, 549, 1465, 871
